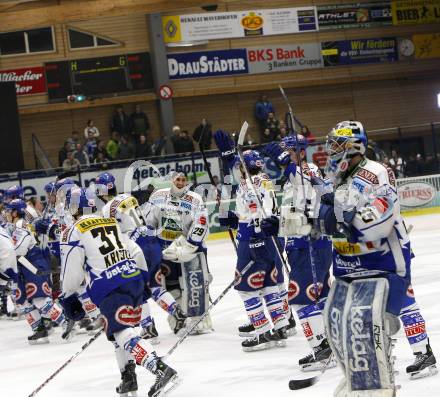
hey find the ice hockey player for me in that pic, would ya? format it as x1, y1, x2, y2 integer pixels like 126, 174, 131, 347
0, 225, 18, 318
214, 130, 289, 351
144, 171, 213, 335
59, 187, 179, 397
95, 171, 188, 339
264, 134, 335, 371
4, 198, 74, 343
305, 120, 435, 395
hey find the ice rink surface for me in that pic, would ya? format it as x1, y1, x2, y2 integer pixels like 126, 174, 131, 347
1, 214, 439, 397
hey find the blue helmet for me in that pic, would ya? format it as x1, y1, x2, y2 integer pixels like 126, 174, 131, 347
280, 134, 308, 151
55, 178, 75, 192
6, 199, 27, 216
66, 187, 96, 213
241, 150, 264, 171
44, 181, 56, 193
326, 121, 367, 163
5, 185, 24, 200
95, 172, 115, 190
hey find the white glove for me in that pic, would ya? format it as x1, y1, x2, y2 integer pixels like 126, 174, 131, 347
174, 235, 198, 262
279, 205, 312, 237
162, 235, 199, 263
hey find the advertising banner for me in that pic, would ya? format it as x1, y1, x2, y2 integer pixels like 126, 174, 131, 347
321, 37, 398, 66
412, 32, 440, 58
167, 49, 248, 79
391, 0, 440, 25
247, 43, 323, 73
317, 2, 392, 29
0, 66, 46, 95
162, 7, 317, 43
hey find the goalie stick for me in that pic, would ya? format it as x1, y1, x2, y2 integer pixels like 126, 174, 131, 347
236, 121, 290, 274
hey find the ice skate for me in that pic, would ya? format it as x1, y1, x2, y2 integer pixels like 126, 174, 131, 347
172, 306, 187, 336
241, 330, 278, 352
407, 342, 438, 380
148, 359, 180, 397
28, 323, 49, 345
61, 318, 76, 341
116, 362, 138, 397
285, 315, 297, 337
299, 339, 336, 372
140, 320, 160, 345
238, 322, 255, 338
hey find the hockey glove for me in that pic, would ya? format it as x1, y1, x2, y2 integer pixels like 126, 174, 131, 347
263, 142, 290, 167
260, 216, 280, 237
214, 130, 236, 169
34, 218, 50, 235
310, 176, 334, 205
219, 211, 239, 229
283, 162, 297, 181
59, 294, 86, 321
162, 235, 199, 263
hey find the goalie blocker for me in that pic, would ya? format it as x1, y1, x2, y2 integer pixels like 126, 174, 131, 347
324, 277, 401, 397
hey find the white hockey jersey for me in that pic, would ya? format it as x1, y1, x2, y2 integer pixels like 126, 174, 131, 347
0, 226, 17, 282
101, 194, 142, 234
60, 214, 147, 305
331, 158, 411, 278
236, 172, 277, 241
144, 188, 209, 247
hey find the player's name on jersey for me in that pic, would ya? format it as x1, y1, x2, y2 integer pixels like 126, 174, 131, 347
76, 217, 116, 233
104, 249, 134, 270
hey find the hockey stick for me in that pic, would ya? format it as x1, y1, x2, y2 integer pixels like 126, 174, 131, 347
164, 259, 254, 359
27, 328, 104, 397
279, 86, 321, 303
198, 127, 237, 252
17, 256, 51, 276
288, 352, 335, 390
236, 122, 290, 274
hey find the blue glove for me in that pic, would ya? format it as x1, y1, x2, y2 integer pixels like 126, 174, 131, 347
59, 294, 86, 321
34, 218, 50, 235
214, 130, 236, 169
219, 211, 239, 229
264, 142, 290, 167
314, 204, 357, 239
249, 238, 272, 263
260, 216, 279, 237
283, 162, 297, 180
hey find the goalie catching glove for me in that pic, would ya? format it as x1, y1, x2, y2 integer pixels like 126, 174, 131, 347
162, 235, 200, 263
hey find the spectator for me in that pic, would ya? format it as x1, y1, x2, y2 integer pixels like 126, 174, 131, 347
111, 106, 131, 136
405, 154, 419, 177
117, 135, 135, 160
301, 125, 316, 143
66, 131, 80, 151
62, 151, 80, 171
276, 126, 288, 141
172, 127, 194, 153
106, 131, 120, 160
135, 134, 152, 159
58, 142, 70, 167
261, 127, 277, 143
423, 153, 437, 175
130, 104, 150, 141
264, 112, 280, 141
255, 94, 274, 132
84, 119, 100, 140
94, 152, 110, 170
389, 149, 405, 178
94, 140, 109, 161
193, 118, 212, 151
416, 154, 425, 175
73, 143, 90, 166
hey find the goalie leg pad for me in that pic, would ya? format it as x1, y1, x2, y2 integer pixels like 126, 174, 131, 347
326, 278, 397, 396
179, 253, 209, 318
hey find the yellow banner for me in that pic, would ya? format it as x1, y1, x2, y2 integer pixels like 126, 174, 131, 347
392, 0, 440, 25
162, 15, 182, 43
413, 33, 440, 58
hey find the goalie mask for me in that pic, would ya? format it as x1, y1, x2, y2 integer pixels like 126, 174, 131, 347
170, 172, 190, 198
325, 121, 367, 177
